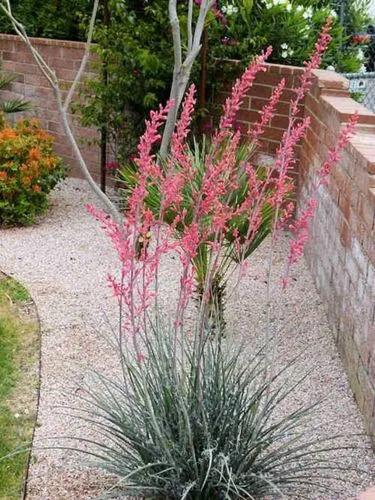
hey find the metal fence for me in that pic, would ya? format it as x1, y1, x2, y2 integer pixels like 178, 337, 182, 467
343, 72, 375, 113
335, 0, 375, 114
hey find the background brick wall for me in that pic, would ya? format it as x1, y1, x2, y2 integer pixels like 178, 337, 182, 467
299, 70, 375, 442
219, 62, 375, 441
217, 62, 304, 154
0, 34, 100, 179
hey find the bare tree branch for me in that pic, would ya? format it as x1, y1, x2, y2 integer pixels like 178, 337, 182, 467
64, 0, 99, 112
160, 0, 215, 159
187, 0, 193, 53
0, 0, 122, 222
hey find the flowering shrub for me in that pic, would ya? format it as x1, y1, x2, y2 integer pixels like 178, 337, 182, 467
74, 19, 360, 498
210, 0, 366, 72
0, 0, 91, 41
0, 119, 65, 226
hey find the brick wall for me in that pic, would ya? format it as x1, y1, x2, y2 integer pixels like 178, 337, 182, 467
217, 62, 304, 154
231, 61, 375, 442
0, 34, 100, 179
299, 70, 375, 442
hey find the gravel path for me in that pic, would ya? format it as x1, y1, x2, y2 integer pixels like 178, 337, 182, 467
0, 178, 374, 499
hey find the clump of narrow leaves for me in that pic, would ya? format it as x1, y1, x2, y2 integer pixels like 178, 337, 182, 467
75, 328, 352, 499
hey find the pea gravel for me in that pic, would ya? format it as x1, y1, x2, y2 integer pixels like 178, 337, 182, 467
0, 178, 373, 499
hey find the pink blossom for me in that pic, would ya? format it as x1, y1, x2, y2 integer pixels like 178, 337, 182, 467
181, 223, 200, 260
318, 113, 358, 184
284, 112, 358, 281
290, 17, 333, 117
128, 100, 174, 220
218, 47, 272, 133
250, 78, 286, 142
287, 199, 318, 266
87, 18, 359, 361
170, 84, 196, 181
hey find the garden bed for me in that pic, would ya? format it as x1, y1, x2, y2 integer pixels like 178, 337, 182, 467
0, 178, 374, 498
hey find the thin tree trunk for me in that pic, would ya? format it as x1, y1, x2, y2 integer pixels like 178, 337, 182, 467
198, 26, 208, 134
100, 0, 111, 193
159, 0, 215, 160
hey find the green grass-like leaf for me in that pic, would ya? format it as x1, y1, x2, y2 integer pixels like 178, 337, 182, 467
71, 324, 356, 499
0, 99, 31, 114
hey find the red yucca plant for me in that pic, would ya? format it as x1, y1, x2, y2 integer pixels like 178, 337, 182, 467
78, 18, 360, 499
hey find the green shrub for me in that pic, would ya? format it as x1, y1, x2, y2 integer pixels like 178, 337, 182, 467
77, 0, 370, 166
0, 0, 91, 40
0, 119, 65, 227
208, 0, 369, 77
76, 0, 173, 163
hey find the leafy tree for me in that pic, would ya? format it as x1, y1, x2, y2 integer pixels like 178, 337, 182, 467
77, 0, 174, 163
0, 0, 91, 40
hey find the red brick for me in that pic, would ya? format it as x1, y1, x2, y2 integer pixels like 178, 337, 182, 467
251, 97, 290, 116
322, 94, 375, 126
271, 114, 290, 130
313, 69, 349, 91
237, 109, 259, 124
256, 71, 293, 88
246, 84, 273, 99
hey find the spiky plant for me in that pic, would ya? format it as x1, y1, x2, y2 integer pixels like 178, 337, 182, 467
74, 20, 360, 498
0, 71, 30, 115
118, 136, 280, 334
72, 326, 354, 499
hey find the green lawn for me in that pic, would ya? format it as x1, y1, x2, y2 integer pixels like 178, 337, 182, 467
0, 276, 39, 498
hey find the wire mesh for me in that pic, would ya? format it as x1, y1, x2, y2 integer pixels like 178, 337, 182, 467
335, 0, 375, 113
343, 71, 375, 112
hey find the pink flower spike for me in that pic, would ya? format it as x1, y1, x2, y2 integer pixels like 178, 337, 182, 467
250, 78, 286, 142
290, 17, 333, 117
171, 84, 196, 178
318, 113, 359, 185
219, 46, 272, 132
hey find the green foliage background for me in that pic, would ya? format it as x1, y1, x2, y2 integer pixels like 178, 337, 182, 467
0, 0, 91, 40
0, 0, 371, 162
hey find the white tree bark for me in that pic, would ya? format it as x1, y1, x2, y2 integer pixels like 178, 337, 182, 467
0, 0, 122, 222
159, 0, 215, 160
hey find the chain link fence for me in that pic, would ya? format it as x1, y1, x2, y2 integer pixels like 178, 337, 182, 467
333, 0, 375, 113
343, 30, 375, 113
343, 71, 375, 113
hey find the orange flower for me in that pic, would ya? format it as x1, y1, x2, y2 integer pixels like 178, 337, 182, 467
45, 156, 57, 169
21, 175, 32, 187
32, 184, 41, 193
29, 118, 40, 127
0, 171, 8, 182
0, 128, 17, 140
36, 130, 52, 141
29, 147, 41, 162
